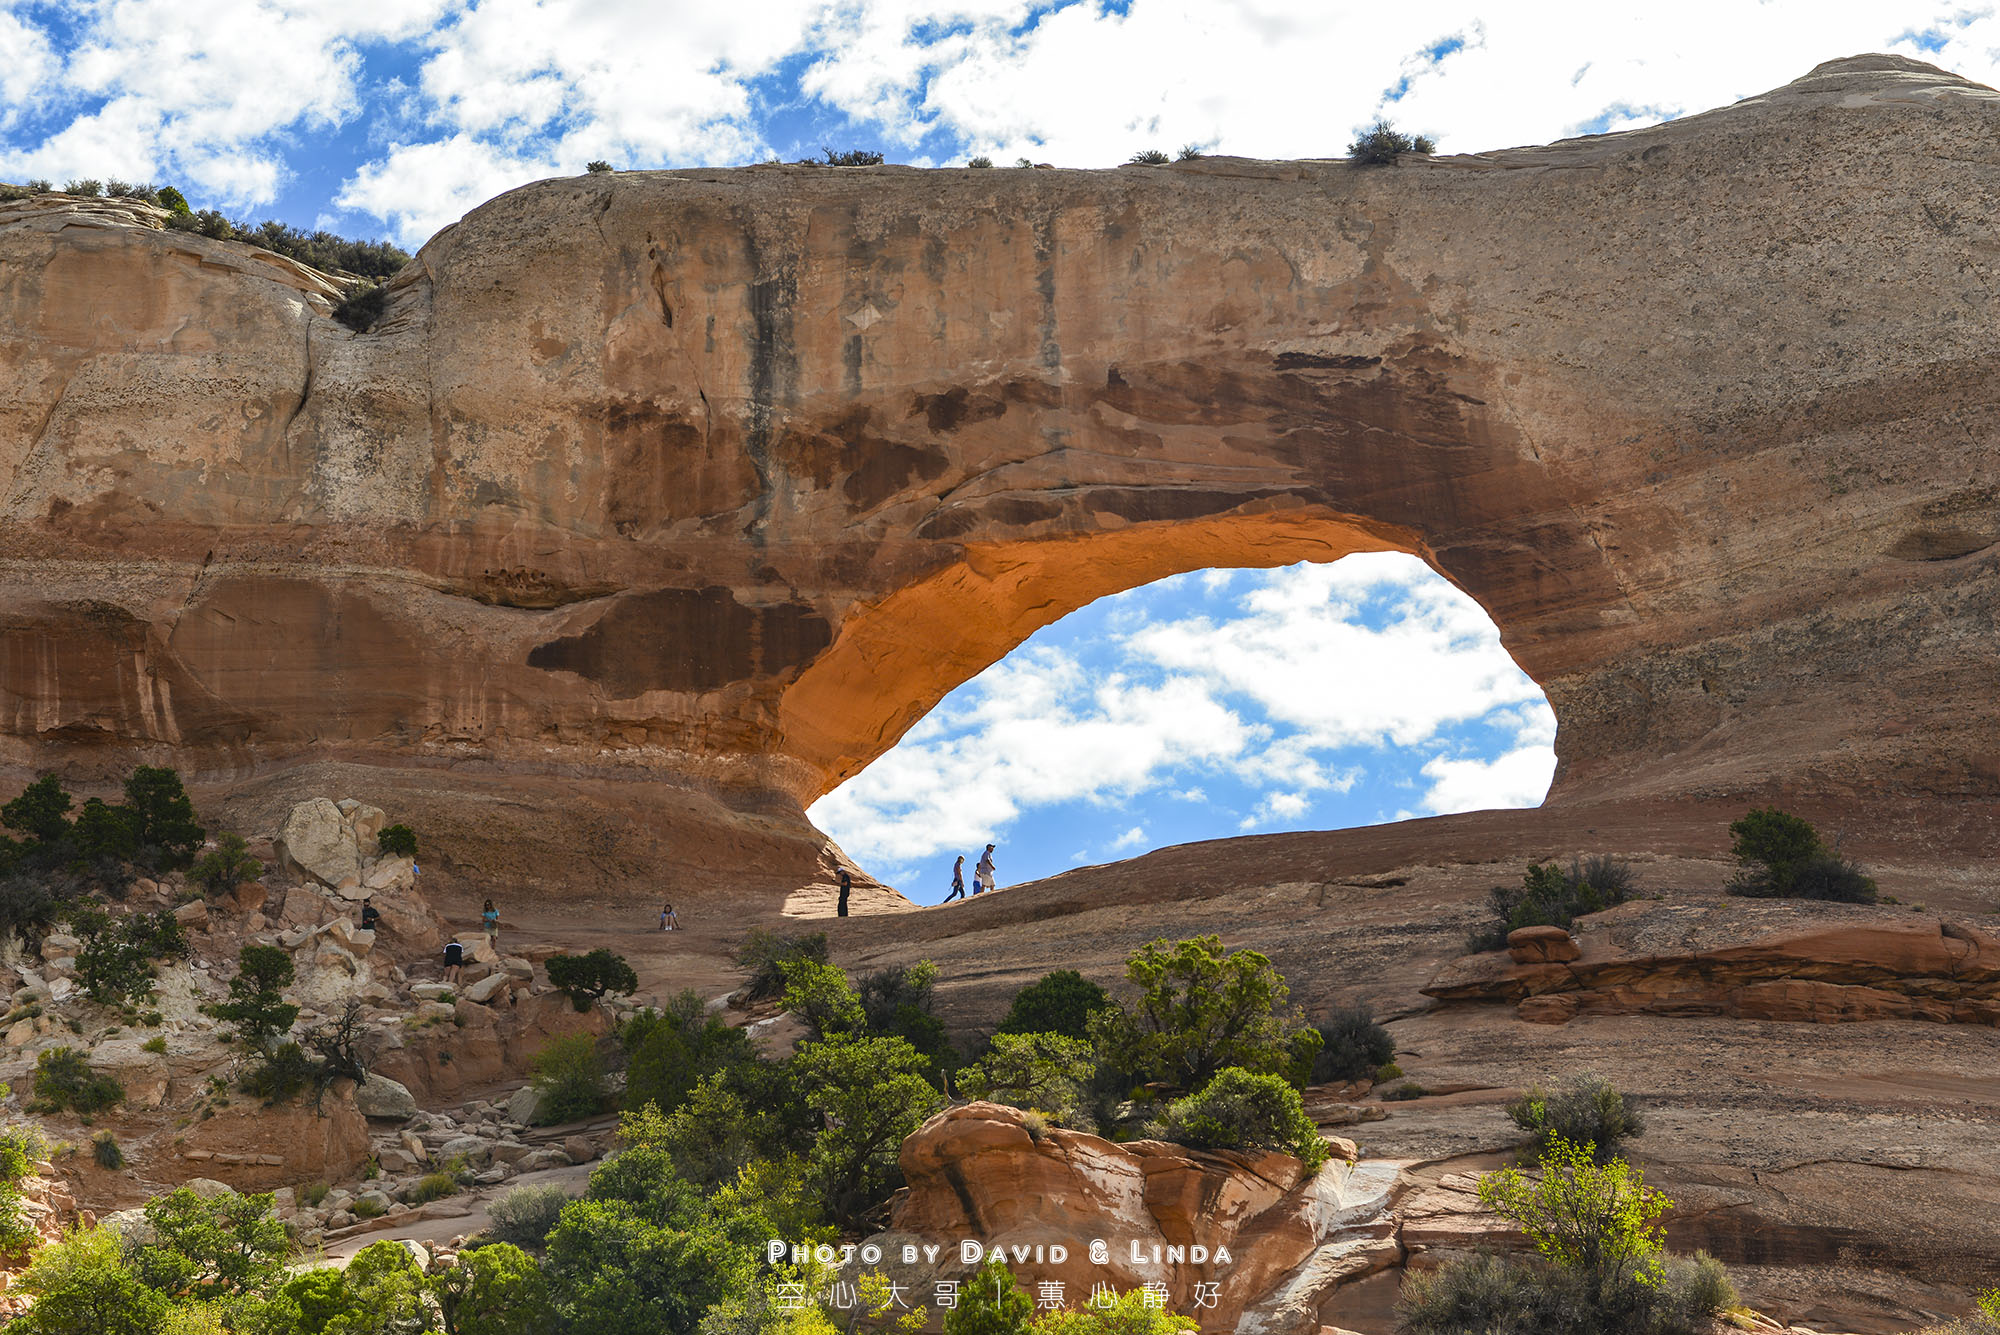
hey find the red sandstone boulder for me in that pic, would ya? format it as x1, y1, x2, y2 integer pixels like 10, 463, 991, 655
864, 1102, 1397, 1334
1506, 925, 1580, 964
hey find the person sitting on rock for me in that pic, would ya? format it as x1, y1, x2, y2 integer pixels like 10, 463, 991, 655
659, 902, 679, 931
481, 898, 500, 945
359, 899, 381, 933
443, 938, 465, 983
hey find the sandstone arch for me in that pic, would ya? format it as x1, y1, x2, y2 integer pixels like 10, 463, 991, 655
1, 55, 1996, 882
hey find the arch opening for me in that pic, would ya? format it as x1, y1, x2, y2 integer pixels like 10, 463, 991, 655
807, 550, 1555, 893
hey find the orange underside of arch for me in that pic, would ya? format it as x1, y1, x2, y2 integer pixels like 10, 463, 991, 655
777, 506, 1441, 803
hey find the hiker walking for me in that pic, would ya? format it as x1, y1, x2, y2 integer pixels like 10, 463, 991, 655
836, 868, 852, 918
943, 855, 967, 903
481, 898, 500, 947
975, 844, 997, 895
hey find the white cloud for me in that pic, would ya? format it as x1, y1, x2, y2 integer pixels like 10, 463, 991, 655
335, 134, 562, 247
0, 0, 451, 206
811, 553, 1555, 870
1416, 745, 1558, 816
807, 644, 1253, 866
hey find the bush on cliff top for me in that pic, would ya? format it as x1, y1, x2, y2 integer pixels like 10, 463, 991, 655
1153, 1067, 1330, 1171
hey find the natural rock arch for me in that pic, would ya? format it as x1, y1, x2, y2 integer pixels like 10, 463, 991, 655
1, 55, 1995, 881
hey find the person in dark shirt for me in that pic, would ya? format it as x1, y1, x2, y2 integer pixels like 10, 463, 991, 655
836, 868, 852, 918
442, 939, 464, 983
943, 855, 967, 903
359, 899, 381, 933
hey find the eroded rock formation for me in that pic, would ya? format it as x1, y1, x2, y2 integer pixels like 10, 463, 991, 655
864, 1102, 1400, 1334
1426, 899, 2000, 1026
2, 54, 1996, 867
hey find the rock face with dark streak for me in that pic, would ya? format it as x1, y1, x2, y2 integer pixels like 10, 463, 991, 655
1, 55, 1997, 865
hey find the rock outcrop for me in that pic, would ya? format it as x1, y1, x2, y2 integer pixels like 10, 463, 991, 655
864, 1102, 1398, 1333
1425, 899, 2000, 1026
2, 55, 1997, 878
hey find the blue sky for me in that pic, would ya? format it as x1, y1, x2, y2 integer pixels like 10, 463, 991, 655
3, 3, 1990, 249
3, 1, 1990, 891
808, 555, 1556, 893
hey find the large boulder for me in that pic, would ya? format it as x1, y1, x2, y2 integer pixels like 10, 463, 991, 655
337, 799, 389, 848
275, 800, 361, 891
863, 1102, 1391, 1334
354, 1074, 418, 1121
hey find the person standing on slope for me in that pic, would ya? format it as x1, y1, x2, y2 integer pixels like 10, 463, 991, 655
837, 868, 852, 918
943, 855, 967, 903
975, 844, 997, 895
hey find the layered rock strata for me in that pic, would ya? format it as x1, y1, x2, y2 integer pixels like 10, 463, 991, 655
1, 54, 1996, 857
1424, 899, 2000, 1026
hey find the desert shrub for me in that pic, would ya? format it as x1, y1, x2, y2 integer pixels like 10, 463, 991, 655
1348, 119, 1436, 163
203, 943, 298, 1051
1470, 857, 1637, 952
1384, 1081, 1426, 1100
488, 1182, 573, 1251
239, 1041, 312, 1103
74, 908, 188, 1006
794, 1033, 945, 1226
585, 160, 613, 173
1154, 1067, 1329, 1171
10, 1223, 171, 1335
1399, 1247, 1733, 1335
430, 1242, 556, 1335
189, 834, 260, 897
32, 1047, 123, 1115
377, 823, 418, 857
3, 775, 73, 845
91, 1132, 122, 1169
1480, 1135, 1670, 1286
530, 1034, 609, 1124
0, 873, 74, 950
403, 1171, 461, 1205
994, 968, 1109, 1041
301, 1181, 330, 1206
332, 282, 388, 333
1312, 1004, 1396, 1084
71, 799, 139, 866
1507, 1074, 1645, 1161
1090, 935, 1322, 1091
967, 155, 994, 168
780, 957, 865, 1039
350, 1194, 386, 1218
1127, 148, 1170, 164
1176, 144, 1205, 160
0, 1124, 46, 1181
65, 179, 103, 196
857, 959, 958, 1076
155, 186, 189, 214
1724, 807, 1878, 902
546, 948, 638, 1012
141, 1036, 166, 1054
623, 1002, 755, 1117
123, 766, 203, 871
129, 1184, 289, 1300
811, 147, 884, 166
958, 1032, 1097, 1127
0, 1182, 34, 1256
617, 1078, 763, 1195
946, 1254, 1034, 1335
164, 209, 410, 278
734, 927, 829, 1000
